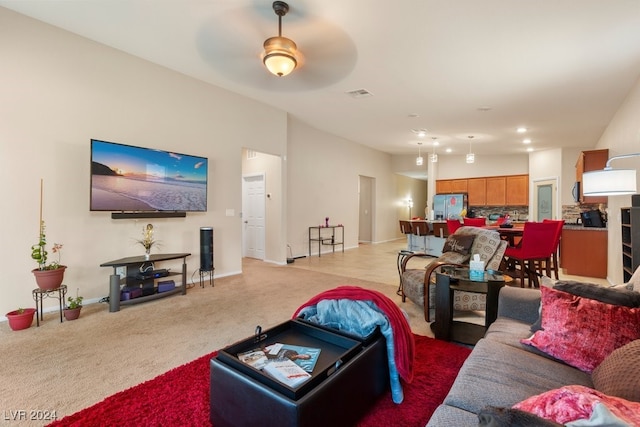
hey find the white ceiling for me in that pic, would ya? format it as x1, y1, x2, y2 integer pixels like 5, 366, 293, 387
3, 0, 640, 158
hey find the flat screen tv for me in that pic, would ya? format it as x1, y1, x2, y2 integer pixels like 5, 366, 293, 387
90, 139, 208, 212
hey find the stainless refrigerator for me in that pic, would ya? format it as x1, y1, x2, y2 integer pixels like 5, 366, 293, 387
433, 193, 468, 220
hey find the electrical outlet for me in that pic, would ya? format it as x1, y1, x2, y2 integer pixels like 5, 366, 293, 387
115, 267, 126, 278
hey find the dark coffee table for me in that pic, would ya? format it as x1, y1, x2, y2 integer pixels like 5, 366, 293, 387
431, 268, 509, 345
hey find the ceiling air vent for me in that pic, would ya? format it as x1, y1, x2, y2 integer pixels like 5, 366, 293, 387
345, 89, 373, 99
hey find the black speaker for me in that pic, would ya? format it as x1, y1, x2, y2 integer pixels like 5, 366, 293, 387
200, 227, 214, 271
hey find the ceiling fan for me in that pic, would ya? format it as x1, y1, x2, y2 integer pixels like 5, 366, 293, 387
196, 1, 357, 91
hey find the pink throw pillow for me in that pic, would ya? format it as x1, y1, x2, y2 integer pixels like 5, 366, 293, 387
520, 286, 640, 372
513, 385, 640, 425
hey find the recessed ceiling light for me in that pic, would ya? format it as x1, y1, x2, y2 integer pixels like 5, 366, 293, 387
446, 148, 452, 153
527, 147, 534, 152
517, 127, 527, 133
523, 138, 532, 144
411, 129, 427, 137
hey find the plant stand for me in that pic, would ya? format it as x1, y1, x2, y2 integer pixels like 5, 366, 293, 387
32, 285, 67, 326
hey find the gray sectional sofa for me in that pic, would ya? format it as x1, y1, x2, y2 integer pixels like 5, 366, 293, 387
426, 284, 640, 426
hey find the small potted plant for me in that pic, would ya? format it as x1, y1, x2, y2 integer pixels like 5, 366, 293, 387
31, 221, 66, 290
136, 223, 158, 259
31, 180, 66, 290
64, 290, 83, 321
6, 307, 37, 331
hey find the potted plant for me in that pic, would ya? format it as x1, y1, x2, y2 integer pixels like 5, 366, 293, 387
31, 179, 66, 290
6, 308, 37, 331
63, 291, 83, 321
136, 223, 158, 259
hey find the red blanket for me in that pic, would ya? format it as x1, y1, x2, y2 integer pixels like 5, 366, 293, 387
292, 285, 415, 383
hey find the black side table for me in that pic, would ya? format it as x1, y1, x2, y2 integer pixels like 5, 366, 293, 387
432, 270, 507, 345
32, 285, 67, 326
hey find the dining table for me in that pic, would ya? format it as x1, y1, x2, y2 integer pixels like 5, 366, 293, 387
484, 225, 524, 247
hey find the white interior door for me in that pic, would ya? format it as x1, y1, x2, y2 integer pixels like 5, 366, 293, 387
242, 174, 265, 260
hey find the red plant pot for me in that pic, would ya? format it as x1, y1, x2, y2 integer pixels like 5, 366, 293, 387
6, 308, 36, 331
63, 307, 82, 321
32, 266, 66, 290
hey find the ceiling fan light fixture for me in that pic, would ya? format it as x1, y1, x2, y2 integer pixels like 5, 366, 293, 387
262, 1, 299, 77
263, 36, 298, 77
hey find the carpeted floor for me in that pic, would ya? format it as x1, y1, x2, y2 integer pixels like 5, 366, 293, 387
48, 334, 471, 427
0, 243, 437, 426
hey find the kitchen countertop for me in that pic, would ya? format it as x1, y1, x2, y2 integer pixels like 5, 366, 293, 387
563, 224, 608, 231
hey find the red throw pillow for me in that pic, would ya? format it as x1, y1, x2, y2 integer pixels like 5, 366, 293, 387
520, 286, 640, 372
513, 385, 640, 425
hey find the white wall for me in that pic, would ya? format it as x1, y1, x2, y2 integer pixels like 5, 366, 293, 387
592, 76, 640, 284
286, 120, 398, 257
435, 154, 529, 179
0, 8, 288, 314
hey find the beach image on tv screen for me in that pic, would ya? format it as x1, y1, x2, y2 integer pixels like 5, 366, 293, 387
90, 140, 208, 212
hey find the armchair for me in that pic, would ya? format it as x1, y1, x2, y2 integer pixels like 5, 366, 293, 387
400, 226, 507, 322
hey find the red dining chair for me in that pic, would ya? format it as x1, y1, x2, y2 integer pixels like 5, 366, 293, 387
542, 219, 565, 279
503, 221, 559, 288
446, 219, 462, 235
463, 217, 486, 227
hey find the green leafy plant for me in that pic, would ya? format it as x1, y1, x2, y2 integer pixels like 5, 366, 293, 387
31, 220, 64, 270
66, 292, 83, 310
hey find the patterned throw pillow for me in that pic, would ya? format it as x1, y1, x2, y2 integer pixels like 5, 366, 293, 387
442, 234, 475, 256
521, 286, 640, 372
592, 340, 640, 403
513, 385, 640, 425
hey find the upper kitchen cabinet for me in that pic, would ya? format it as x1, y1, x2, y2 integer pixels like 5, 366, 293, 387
576, 149, 608, 204
467, 178, 487, 205
436, 179, 468, 194
506, 175, 529, 206
486, 177, 507, 206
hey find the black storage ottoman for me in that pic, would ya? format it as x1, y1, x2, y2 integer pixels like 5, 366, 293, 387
210, 319, 389, 427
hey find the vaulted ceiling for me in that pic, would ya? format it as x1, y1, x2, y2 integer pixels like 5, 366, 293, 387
3, 0, 640, 158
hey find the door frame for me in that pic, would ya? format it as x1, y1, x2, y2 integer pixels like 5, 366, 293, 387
532, 177, 559, 221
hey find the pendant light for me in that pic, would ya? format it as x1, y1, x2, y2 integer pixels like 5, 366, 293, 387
416, 142, 424, 166
262, 1, 299, 77
466, 136, 475, 164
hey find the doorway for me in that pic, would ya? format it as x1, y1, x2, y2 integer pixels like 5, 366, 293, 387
533, 178, 558, 221
242, 173, 266, 260
359, 175, 375, 243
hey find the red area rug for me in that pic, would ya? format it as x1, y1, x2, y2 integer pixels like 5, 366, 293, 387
49, 335, 471, 427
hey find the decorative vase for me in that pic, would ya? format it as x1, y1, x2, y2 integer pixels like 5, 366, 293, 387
144, 248, 151, 260
63, 307, 82, 321
32, 266, 66, 290
6, 308, 36, 331
325, 217, 329, 227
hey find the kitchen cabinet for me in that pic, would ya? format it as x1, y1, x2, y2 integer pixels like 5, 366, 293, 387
436, 179, 467, 194
560, 227, 607, 278
436, 174, 529, 206
506, 175, 529, 205
486, 177, 506, 206
576, 149, 608, 204
467, 178, 486, 205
